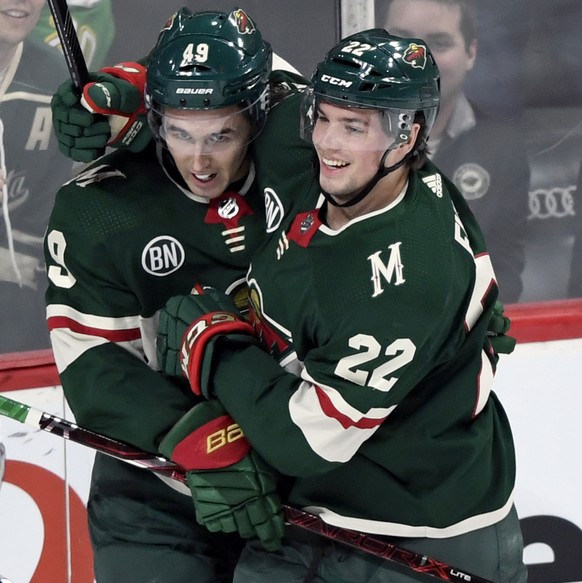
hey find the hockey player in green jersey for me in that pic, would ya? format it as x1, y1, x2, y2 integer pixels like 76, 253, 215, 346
156, 30, 527, 582
44, 8, 295, 582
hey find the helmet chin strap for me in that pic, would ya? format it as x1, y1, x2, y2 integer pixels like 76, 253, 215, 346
321, 147, 414, 209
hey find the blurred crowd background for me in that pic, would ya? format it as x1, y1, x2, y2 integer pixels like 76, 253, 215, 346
1, 0, 581, 354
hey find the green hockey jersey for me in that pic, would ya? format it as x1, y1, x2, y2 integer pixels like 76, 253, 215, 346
44, 70, 309, 453
211, 92, 517, 537
44, 141, 265, 451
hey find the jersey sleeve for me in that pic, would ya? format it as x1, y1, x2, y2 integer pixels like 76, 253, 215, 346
44, 176, 198, 453
212, 286, 493, 480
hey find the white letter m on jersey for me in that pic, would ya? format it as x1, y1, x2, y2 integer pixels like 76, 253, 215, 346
368, 242, 405, 297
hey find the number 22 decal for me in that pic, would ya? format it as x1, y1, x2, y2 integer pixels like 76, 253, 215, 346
334, 334, 416, 392
341, 40, 374, 56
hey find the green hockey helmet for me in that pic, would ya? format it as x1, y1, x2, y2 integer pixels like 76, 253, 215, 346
146, 7, 272, 144
301, 29, 440, 148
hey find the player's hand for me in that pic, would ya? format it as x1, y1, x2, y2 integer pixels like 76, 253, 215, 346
159, 400, 284, 551
51, 78, 112, 162
157, 286, 259, 398
487, 301, 516, 356
51, 62, 152, 163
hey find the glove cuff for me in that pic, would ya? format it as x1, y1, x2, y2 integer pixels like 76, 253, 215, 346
100, 62, 147, 113
181, 312, 256, 396
93, 62, 149, 151
159, 401, 251, 470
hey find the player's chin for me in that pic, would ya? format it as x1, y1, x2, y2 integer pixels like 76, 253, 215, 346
319, 176, 347, 197
187, 177, 226, 200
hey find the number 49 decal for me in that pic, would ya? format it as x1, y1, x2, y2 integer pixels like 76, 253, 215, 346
334, 334, 416, 392
181, 42, 209, 67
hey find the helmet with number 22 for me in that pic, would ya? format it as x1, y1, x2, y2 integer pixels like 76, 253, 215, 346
301, 28, 440, 149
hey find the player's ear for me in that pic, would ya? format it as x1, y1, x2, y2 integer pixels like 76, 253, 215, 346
401, 123, 421, 153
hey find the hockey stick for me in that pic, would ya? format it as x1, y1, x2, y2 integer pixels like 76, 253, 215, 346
46, 0, 89, 90
0, 393, 493, 583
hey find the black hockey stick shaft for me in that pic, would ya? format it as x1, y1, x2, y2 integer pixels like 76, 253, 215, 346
46, 0, 89, 90
0, 394, 493, 583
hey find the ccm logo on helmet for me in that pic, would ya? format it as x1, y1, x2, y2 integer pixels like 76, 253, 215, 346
175, 88, 214, 95
320, 74, 352, 88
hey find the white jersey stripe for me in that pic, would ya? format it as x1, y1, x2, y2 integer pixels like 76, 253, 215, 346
303, 489, 514, 538
46, 303, 141, 331
289, 370, 397, 462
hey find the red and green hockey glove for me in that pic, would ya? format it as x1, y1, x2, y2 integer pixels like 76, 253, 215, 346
51, 62, 151, 163
157, 286, 259, 397
158, 400, 284, 551
487, 301, 516, 356
51, 79, 111, 162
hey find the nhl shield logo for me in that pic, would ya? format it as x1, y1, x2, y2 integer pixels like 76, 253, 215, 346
218, 196, 240, 220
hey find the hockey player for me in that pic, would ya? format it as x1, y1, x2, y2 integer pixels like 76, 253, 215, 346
44, 8, 301, 582
49, 11, 518, 579
156, 30, 527, 582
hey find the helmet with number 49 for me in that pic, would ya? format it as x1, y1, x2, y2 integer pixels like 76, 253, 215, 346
146, 7, 273, 145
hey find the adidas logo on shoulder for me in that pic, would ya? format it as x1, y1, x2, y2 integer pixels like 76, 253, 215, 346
422, 173, 443, 198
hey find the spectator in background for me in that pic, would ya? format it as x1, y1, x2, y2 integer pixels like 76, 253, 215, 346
31, 0, 115, 69
0, 0, 74, 353
378, 0, 530, 303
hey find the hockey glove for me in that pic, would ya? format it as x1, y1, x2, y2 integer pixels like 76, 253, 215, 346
157, 286, 259, 398
159, 400, 284, 551
51, 62, 151, 162
487, 301, 516, 356
51, 80, 111, 162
